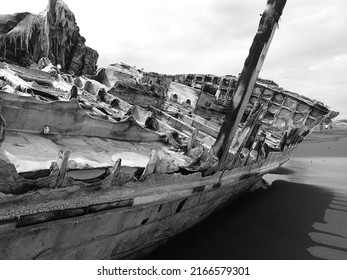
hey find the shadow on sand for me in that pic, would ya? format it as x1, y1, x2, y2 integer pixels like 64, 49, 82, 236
148, 130, 347, 259
147, 180, 343, 260
269, 167, 295, 175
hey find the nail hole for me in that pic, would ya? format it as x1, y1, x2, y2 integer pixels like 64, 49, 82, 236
141, 218, 149, 225
176, 199, 187, 213
158, 204, 163, 213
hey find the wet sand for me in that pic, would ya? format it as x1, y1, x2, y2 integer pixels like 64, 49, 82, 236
147, 127, 347, 260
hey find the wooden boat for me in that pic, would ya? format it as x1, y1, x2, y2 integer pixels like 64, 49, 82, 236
0, 0, 338, 259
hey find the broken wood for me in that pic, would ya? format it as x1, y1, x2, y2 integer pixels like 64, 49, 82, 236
0, 104, 6, 148
69, 85, 78, 100
0, 155, 59, 195
100, 158, 122, 189
140, 150, 159, 181
187, 129, 198, 151
140, 150, 179, 181
230, 103, 265, 166
211, 0, 287, 169
54, 150, 70, 188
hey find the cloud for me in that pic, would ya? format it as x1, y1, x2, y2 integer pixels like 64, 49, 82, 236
260, 0, 347, 117
53, 0, 347, 118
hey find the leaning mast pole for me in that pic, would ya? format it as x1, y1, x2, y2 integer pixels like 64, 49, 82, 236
211, 0, 287, 169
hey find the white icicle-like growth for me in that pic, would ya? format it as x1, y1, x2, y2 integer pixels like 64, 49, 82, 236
0, 0, 98, 75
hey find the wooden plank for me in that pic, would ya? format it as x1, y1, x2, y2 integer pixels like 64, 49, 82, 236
0, 92, 162, 142
211, 0, 287, 168
54, 150, 70, 188
0, 104, 5, 148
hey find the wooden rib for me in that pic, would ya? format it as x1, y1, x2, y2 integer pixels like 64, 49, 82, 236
187, 128, 198, 151
140, 150, 158, 181
100, 158, 122, 189
211, 0, 287, 169
54, 150, 70, 188
0, 108, 6, 148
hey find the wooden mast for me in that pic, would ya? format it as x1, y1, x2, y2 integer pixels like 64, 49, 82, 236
210, 0, 287, 169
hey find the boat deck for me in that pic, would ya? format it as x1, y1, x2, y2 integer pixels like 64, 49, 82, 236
2, 131, 192, 173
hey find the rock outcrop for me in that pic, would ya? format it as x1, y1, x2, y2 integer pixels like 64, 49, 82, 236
0, 0, 98, 75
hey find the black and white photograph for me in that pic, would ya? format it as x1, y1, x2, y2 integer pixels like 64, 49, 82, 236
0, 0, 346, 278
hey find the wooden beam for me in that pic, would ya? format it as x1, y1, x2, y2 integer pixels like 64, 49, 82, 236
101, 158, 122, 189
211, 0, 287, 169
0, 103, 6, 148
54, 150, 70, 188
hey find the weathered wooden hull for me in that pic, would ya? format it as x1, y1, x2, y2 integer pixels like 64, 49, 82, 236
0, 0, 338, 261
0, 92, 161, 142
0, 150, 291, 259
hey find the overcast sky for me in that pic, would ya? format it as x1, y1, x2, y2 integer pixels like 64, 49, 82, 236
3, 0, 347, 119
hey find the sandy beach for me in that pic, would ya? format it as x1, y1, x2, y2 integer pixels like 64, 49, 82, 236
147, 127, 347, 260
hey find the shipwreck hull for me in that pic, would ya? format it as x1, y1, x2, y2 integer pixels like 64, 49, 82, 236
0, 92, 161, 142
0, 150, 290, 259
0, 0, 339, 261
